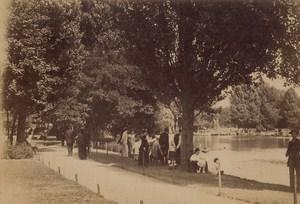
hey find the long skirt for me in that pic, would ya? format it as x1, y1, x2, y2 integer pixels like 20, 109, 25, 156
78, 146, 87, 160
138, 149, 149, 165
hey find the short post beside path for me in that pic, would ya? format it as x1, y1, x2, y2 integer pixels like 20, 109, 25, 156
294, 169, 297, 204
218, 162, 222, 196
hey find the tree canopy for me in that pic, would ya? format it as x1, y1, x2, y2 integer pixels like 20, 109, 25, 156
3, 0, 300, 167
4, 0, 85, 142
280, 88, 300, 129
114, 0, 300, 165
230, 82, 285, 130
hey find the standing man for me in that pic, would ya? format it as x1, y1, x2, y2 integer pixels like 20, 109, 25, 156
159, 127, 169, 165
65, 126, 75, 156
174, 129, 182, 166
286, 129, 300, 191
121, 127, 129, 158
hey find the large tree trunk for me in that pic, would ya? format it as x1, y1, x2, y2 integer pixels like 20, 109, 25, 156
180, 95, 195, 170
16, 112, 26, 143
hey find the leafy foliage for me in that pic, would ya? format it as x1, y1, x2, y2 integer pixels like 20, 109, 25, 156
2, 142, 35, 159
279, 88, 300, 129
114, 0, 300, 164
45, 1, 159, 138
229, 82, 293, 130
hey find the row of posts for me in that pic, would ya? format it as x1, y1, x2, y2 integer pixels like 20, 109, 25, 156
39, 147, 300, 204
38, 155, 104, 198
38, 146, 224, 204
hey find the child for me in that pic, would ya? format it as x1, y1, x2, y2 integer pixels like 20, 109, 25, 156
132, 137, 141, 161
210, 157, 224, 175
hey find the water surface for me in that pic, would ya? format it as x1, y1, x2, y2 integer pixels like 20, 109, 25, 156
193, 135, 291, 185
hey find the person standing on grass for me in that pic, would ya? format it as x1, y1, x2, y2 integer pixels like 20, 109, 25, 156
138, 134, 149, 166
65, 126, 75, 156
128, 130, 135, 158
150, 135, 162, 164
121, 127, 129, 158
159, 127, 169, 165
174, 129, 182, 166
286, 129, 300, 190
132, 136, 141, 161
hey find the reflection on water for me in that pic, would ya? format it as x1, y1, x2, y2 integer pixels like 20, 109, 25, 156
193, 135, 291, 151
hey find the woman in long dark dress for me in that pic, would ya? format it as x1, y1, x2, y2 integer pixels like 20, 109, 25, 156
77, 128, 88, 160
138, 135, 149, 165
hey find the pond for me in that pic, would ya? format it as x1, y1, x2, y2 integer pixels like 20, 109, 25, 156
193, 135, 291, 186
193, 134, 290, 151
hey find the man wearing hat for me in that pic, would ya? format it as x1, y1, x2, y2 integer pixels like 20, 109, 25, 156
286, 129, 300, 190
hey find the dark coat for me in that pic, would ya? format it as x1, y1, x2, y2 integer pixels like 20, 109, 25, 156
159, 131, 169, 151
65, 129, 75, 145
138, 136, 149, 165
286, 138, 300, 167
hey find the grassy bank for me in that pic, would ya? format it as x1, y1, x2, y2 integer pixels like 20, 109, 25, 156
89, 150, 296, 204
0, 159, 116, 204
90, 150, 289, 191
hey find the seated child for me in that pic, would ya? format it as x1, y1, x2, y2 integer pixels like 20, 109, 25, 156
189, 148, 208, 173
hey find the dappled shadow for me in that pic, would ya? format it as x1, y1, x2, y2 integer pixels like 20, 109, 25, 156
37, 148, 57, 152
89, 150, 290, 193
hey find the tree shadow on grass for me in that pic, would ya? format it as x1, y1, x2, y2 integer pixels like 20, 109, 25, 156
37, 148, 57, 152
89, 151, 290, 193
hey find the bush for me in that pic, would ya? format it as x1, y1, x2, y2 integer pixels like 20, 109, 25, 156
2, 142, 36, 159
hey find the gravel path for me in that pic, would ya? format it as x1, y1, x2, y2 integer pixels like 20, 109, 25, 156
38, 145, 250, 204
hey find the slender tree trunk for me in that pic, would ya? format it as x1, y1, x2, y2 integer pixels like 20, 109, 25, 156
6, 110, 10, 141
16, 112, 26, 143
180, 95, 195, 170
9, 111, 17, 145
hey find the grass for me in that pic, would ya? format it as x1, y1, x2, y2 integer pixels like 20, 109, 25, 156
90, 149, 290, 193
0, 159, 116, 204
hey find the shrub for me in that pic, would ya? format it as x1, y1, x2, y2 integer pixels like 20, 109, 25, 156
2, 142, 36, 159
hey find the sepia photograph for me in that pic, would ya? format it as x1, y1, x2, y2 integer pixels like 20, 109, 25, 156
0, 0, 300, 203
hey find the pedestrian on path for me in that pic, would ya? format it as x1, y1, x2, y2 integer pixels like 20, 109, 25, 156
286, 129, 300, 190
65, 126, 75, 156
77, 128, 89, 160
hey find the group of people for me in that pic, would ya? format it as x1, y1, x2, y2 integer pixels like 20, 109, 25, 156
189, 147, 209, 173
118, 126, 224, 175
118, 127, 182, 167
64, 126, 90, 160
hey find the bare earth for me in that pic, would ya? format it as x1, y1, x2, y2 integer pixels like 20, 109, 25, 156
0, 159, 116, 204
